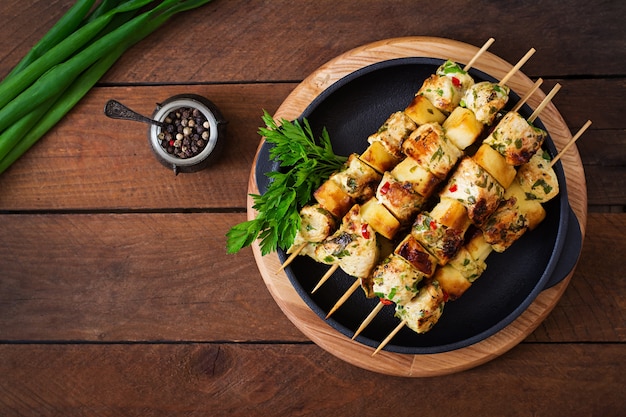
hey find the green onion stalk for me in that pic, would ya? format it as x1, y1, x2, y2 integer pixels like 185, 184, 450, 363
4, 0, 97, 79
0, 0, 215, 175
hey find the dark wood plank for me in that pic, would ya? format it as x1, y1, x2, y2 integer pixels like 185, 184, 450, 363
585, 165, 626, 208
0, 83, 293, 210
0, 343, 624, 416
527, 213, 626, 342
543, 78, 626, 130
2, 1, 624, 84
1, 213, 623, 343
0, 212, 303, 342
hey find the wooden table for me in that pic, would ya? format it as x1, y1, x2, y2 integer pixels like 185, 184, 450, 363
0, 0, 624, 415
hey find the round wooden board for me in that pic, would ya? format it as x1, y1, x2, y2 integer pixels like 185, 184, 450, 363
248, 37, 588, 377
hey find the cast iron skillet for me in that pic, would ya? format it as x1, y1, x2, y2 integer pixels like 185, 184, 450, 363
255, 57, 582, 354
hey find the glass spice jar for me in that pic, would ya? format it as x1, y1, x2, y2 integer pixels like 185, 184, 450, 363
148, 94, 226, 174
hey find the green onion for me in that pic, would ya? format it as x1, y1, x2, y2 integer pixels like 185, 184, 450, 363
0, 0, 160, 110
83, 0, 127, 24
0, 0, 215, 173
4, 0, 97, 79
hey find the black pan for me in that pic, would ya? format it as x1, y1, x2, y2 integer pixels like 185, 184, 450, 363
255, 57, 582, 354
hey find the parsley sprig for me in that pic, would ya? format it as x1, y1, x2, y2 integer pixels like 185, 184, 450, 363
226, 111, 347, 255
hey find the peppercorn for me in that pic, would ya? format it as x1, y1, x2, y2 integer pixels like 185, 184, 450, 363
158, 106, 210, 159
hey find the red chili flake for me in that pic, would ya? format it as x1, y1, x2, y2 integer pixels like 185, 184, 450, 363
361, 224, 370, 239
451, 76, 461, 88
430, 221, 438, 230
169, 139, 175, 146
449, 184, 458, 192
380, 298, 393, 306
442, 292, 450, 302
380, 181, 391, 195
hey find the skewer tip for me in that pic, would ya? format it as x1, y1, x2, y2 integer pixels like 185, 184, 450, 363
352, 301, 385, 340
311, 263, 339, 293
372, 320, 406, 356
325, 279, 361, 319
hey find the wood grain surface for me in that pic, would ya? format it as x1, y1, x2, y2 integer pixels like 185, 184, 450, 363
0, 0, 624, 415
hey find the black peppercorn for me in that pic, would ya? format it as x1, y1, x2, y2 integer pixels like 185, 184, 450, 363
158, 106, 211, 159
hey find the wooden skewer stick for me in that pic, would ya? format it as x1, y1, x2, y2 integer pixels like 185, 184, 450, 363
352, 301, 385, 340
528, 83, 561, 123
499, 48, 536, 87
311, 263, 339, 293
463, 38, 495, 71
276, 243, 306, 273
372, 320, 406, 356
326, 279, 361, 319
550, 120, 592, 168
511, 78, 543, 113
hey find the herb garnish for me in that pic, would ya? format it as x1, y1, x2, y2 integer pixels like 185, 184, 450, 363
226, 111, 347, 255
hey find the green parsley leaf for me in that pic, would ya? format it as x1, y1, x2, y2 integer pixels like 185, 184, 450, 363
226, 110, 347, 255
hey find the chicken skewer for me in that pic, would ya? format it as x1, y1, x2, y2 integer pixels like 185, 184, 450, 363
306, 52, 539, 297
350, 79, 546, 335
347, 83, 560, 338
321, 77, 546, 319
279, 39, 498, 272
370, 120, 590, 355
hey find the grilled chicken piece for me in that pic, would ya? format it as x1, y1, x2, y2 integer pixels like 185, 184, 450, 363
312, 204, 380, 278
436, 60, 474, 90
401, 122, 462, 180
394, 235, 438, 277
480, 196, 529, 253
416, 61, 474, 114
289, 205, 337, 253
369, 254, 425, 305
367, 111, 417, 159
395, 280, 446, 334
436, 231, 491, 300
516, 151, 559, 202
376, 171, 425, 225
417, 75, 461, 114
481, 178, 547, 252
411, 212, 465, 266
461, 81, 509, 125
439, 156, 505, 225
484, 111, 547, 166
330, 153, 382, 204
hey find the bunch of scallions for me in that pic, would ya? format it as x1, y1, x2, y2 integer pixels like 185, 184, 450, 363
0, 0, 214, 175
